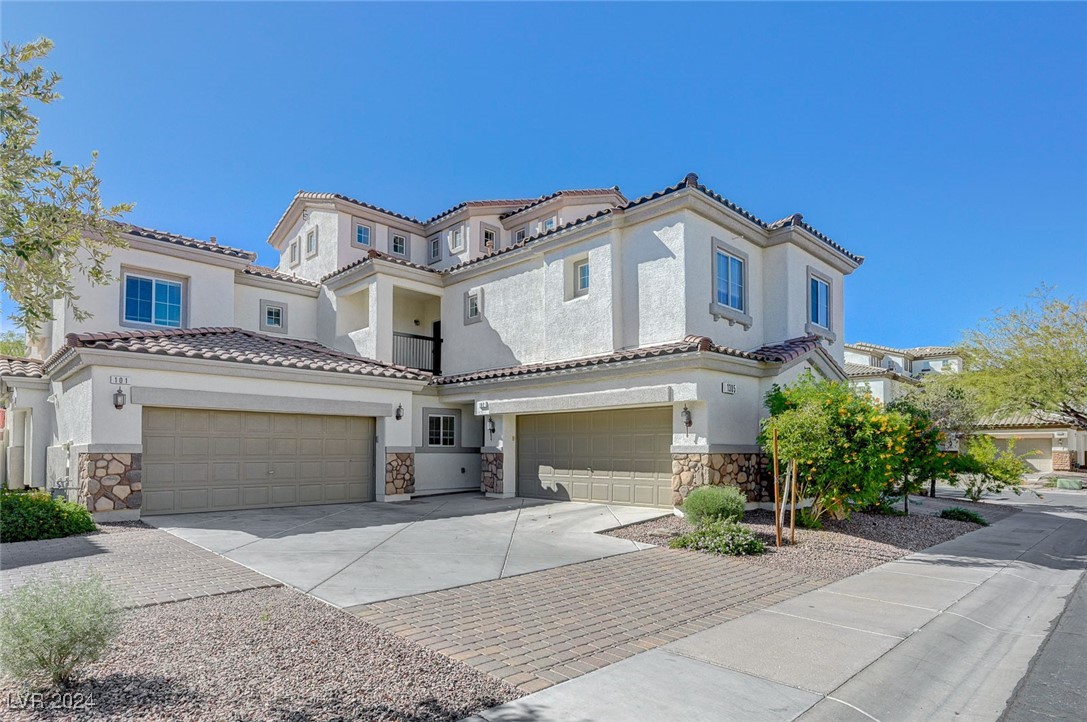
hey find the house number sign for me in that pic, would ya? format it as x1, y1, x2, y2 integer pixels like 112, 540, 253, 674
109, 375, 129, 385
722, 382, 737, 395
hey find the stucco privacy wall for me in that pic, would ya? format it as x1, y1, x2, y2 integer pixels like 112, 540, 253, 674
233, 282, 318, 340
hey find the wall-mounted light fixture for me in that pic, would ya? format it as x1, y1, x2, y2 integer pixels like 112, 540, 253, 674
487, 418, 496, 438
395, 403, 404, 421
113, 387, 127, 410
681, 405, 692, 430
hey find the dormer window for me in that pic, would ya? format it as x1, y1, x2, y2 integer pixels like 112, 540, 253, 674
355, 223, 372, 247
543, 217, 556, 232
305, 228, 318, 257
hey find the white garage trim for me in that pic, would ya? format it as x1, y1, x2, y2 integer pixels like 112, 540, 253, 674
131, 387, 394, 417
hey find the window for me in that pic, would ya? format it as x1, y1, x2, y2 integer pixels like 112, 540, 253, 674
515, 227, 527, 243
391, 233, 408, 256
266, 305, 282, 328
543, 217, 556, 232
464, 289, 483, 325
451, 226, 465, 252
427, 414, 456, 447
574, 260, 590, 296
123, 273, 183, 327
483, 228, 496, 250
289, 240, 300, 266
355, 223, 372, 247
305, 228, 318, 257
715, 250, 745, 312
429, 235, 441, 262
259, 299, 288, 333
810, 277, 829, 328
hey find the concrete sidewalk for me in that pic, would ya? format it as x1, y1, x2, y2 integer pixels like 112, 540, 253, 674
471, 496, 1086, 722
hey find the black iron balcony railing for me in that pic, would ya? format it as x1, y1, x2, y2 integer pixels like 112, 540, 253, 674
393, 331, 440, 373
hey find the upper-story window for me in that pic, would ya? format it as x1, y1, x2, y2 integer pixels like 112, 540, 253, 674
810, 277, 829, 328
123, 272, 183, 328
390, 231, 408, 257
289, 239, 300, 266
305, 228, 318, 257
709, 239, 752, 329
429, 235, 441, 262
451, 226, 465, 252
355, 223, 372, 247
574, 260, 590, 296
482, 227, 497, 250
515, 227, 527, 244
464, 289, 483, 325
259, 299, 288, 333
542, 217, 556, 232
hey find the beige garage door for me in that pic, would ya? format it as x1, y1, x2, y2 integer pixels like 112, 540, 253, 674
142, 408, 374, 515
994, 436, 1053, 473
517, 408, 673, 508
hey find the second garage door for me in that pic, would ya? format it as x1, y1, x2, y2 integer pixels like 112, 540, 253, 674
517, 408, 673, 508
142, 408, 374, 515
994, 436, 1053, 473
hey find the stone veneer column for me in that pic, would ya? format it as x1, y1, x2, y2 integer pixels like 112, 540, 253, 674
671, 452, 773, 507
1052, 449, 1073, 472
481, 452, 504, 494
79, 453, 142, 512
385, 452, 415, 496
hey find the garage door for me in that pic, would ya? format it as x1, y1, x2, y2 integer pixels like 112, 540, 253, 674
517, 408, 673, 508
994, 436, 1053, 473
142, 408, 374, 515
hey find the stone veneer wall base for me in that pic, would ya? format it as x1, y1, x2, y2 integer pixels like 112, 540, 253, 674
1052, 449, 1073, 472
671, 452, 773, 507
385, 452, 415, 496
481, 452, 504, 494
79, 452, 143, 513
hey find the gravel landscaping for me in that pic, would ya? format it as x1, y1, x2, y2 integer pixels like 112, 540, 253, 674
0, 586, 518, 721
609, 509, 987, 581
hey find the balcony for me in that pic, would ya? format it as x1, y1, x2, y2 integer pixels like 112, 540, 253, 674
393, 331, 441, 373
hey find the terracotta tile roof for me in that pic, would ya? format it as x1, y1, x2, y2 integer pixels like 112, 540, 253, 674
114, 222, 256, 261
322, 249, 439, 283
844, 362, 890, 378
848, 342, 960, 360
977, 412, 1069, 429
292, 191, 422, 225
432, 334, 821, 385
44, 327, 428, 380
423, 199, 539, 226
0, 355, 44, 379
499, 188, 626, 221
905, 345, 959, 357
242, 265, 320, 287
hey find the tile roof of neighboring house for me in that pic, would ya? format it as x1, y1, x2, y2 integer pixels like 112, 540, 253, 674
242, 264, 321, 287
44, 327, 429, 380
423, 199, 539, 226
322, 249, 439, 283
977, 412, 1069, 429
116, 222, 257, 261
432, 334, 822, 385
499, 188, 627, 220
905, 345, 958, 357
844, 362, 920, 385
0, 355, 45, 379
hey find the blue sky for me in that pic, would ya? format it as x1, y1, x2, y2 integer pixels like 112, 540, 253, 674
4, 2, 1085, 346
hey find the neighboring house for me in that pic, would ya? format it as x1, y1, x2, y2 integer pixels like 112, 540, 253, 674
0, 172, 862, 518
843, 343, 962, 404
975, 413, 1085, 473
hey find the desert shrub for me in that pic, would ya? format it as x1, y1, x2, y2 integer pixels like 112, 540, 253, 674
681, 485, 746, 525
669, 520, 765, 556
0, 573, 121, 687
950, 436, 1029, 502
795, 507, 825, 529
0, 489, 96, 543
938, 507, 989, 526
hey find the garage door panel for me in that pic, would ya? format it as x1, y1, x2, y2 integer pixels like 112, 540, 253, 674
518, 408, 672, 508
142, 408, 374, 514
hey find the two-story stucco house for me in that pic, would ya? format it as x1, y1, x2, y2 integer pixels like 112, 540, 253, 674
843, 343, 963, 404
0, 173, 863, 519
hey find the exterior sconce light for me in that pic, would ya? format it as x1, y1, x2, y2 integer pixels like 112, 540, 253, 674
681, 405, 692, 430
113, 387, 127, 410
395, 404, 404, 421
487, 418, 496, 438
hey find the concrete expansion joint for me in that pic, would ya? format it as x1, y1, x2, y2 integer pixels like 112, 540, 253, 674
824, 696, 883, 722
939, 611, 1048, 638
762, 609, 905, 641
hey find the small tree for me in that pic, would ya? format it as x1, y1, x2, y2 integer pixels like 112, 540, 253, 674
951, 435, 1030, 502
885, 399, 956, 513
1, 38, 132, 332
899, 373, 982, 497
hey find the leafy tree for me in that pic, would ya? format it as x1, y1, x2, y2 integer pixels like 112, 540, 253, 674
950, 435, 1030, 502
1, 38, 132, 332
884, 399, 957, 513
0, 329, 26, 356
898, 374, 982, 497
960, 288, 1087, 429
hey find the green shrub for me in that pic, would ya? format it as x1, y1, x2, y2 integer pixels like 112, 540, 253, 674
0, 489, 96, 543
795, 507, 824, 529
669, 520, 765, 556
681, 485, 746, 525
938, 507, 989, 526
0, 572, 121, 687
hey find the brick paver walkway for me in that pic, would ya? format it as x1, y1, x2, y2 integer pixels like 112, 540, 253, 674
351, 547, 824, 693
0, 523, 279, 607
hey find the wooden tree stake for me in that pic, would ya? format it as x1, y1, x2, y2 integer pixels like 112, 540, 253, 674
773, 428, 781, 548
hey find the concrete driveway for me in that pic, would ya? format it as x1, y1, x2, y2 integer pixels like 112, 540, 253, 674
147, 493, 664, 607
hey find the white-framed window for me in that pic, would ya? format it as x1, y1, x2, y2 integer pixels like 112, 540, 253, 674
451, 226, 465, 252
427, 414, 456, 447
574, 260, 590, 296
429, 235, 441, 262
715, 250, 745, 312
483, 227, 496, 250
259, 299, 288, 333
464, 289, 483, 325
391, 233, 408, 256
123, 272, 184, 328
289, 239, 300, 266
305, 228, 318, 257
515, 227, 527, 243
266, 305, 282, 328
355, 223, 372, 247
543, 217, 556, 232
810, 276, 830, 328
